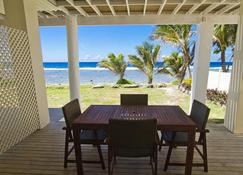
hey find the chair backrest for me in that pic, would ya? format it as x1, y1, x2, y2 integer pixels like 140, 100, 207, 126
190, 100, 210, 131
109, 118, 157, 157
120, 94, 148, 105
62, 99, 81, 132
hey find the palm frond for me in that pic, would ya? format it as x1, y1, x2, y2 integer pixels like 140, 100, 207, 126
129, 42, 161, 83
99, 53, 127, 79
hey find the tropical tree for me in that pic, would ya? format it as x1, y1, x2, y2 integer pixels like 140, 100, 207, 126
158, 52, 184, 81
99, 53, 127, 83
213, 24, 237, 72
128, 42, 161, 84
152, 25, 195, 84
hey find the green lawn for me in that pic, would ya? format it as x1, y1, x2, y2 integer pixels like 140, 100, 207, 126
46, 84, 226, 123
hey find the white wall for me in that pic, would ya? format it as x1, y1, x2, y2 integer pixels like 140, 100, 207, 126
207, 71, 231, 92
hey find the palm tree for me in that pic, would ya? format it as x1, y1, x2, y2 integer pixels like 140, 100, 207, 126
157, 52, 184, 81
128, 42, 161, 84
99, 53, 127, 83
213, 24, 237, 72
152, 25, 195, 84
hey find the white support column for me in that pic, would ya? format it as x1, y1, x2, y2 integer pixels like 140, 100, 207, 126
224, 1, 243, 133
23, 0, 50, 128
66, 15, 80, 101
190, 20, 214, 106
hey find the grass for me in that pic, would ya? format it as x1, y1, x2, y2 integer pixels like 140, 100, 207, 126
46, 84, 226, 123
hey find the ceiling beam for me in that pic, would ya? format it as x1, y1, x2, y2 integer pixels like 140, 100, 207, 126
187, 0, 206, 15
46, 10, 58, 17
46, 0, 69, 15
38, 12, 47, 19
85, 0, 102, 16
66, 0, 89, 17
230, 8, 240, 15
215, 3, 240, 14
126, 0, 130, 16
143, 0, 148, 15
106, 0, 116, 16
59, 6, 69, 15
54, 0, 240, 7
157, 0, 167, 15
172, 0, 186, 15
201, 0, 226, 15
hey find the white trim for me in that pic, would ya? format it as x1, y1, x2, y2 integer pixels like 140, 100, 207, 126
39, 15, 239, 26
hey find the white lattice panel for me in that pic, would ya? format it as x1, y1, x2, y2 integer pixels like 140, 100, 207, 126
0, 26, 40, 153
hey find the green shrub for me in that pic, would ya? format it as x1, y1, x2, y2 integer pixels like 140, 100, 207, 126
207, 89, 227, 106
116, 79, 132, 85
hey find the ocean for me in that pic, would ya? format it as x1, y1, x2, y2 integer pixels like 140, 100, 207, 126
43, 62, 233, 85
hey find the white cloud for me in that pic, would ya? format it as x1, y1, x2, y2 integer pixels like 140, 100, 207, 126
80, 54, 103, 62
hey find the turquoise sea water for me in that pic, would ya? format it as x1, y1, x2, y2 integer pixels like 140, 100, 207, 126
43, 62, 232, 85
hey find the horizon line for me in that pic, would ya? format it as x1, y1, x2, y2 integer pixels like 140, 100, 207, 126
43, 61, 233, 63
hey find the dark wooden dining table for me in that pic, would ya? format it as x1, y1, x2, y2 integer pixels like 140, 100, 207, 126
72, 105, 196, 175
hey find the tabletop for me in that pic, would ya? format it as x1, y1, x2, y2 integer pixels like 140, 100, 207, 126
73, 105, 196, 131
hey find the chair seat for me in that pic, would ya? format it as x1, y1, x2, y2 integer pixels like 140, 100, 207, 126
80, 129, 107, 143
162, 131, 188, 144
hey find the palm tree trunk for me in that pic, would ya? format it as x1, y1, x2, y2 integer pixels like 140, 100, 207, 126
179, 51, 191, 85
221, 49, 227, 72
188, 66, 192, 78
179, 65, 187, 85
120, 73, 124, 81
148, 76, 153, 84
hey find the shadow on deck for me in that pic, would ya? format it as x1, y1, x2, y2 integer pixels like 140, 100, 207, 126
0, 108, 243, 175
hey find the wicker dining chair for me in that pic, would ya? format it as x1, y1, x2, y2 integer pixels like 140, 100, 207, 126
108, 118, 158, 175
120, 94, 148, 105
62, 99, 106, 169
160, 100, 210, 172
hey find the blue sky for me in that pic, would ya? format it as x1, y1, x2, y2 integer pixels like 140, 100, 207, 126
40, 25, 232, 62
40, 25, 179, 62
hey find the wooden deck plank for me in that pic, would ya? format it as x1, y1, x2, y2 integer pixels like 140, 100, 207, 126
0, 121, 243, 175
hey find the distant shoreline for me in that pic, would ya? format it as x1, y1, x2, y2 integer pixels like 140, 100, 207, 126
43, 61, 233, 69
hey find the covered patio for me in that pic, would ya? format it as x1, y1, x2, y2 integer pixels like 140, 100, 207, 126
1, 0, 243, 175
0, 111, 243, 175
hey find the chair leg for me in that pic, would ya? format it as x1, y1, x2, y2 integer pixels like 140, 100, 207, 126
159, 134, 163, 151
64, 131, 69, 168
164, 144, 173, 171
97, 144, 105, 170
154, 150, 158, 175
159, 144, 162, 151
108, 146, 112, 175
203, 135, 208, 172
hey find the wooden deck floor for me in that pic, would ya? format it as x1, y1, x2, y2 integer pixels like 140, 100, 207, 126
0, 110, 243, 175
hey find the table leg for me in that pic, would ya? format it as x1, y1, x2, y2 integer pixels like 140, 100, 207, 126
185, 127, 196, 175
73, 128, 83, 175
